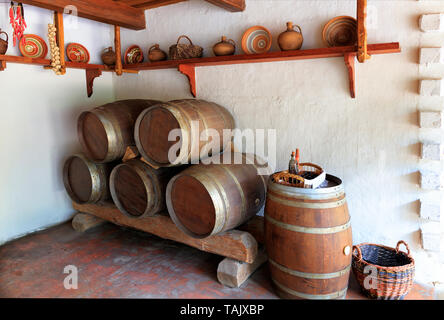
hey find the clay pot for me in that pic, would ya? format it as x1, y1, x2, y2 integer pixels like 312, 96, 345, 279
0, 29, 9, 55
278, 22, 303, 51
213, 36, 236, 56
101, 47, 116, 66
148, 44, 167, 62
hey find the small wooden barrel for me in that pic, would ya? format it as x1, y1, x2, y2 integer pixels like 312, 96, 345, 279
63, 154, 114, 204
110, 159, 181, 218
78, 99, 161, 163
134, 99, 235, 167
265, 174, 352, 300
166, 153, 269, 238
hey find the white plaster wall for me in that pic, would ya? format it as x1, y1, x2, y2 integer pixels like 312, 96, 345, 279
0, 5, 115, 244
114, 0, 444, 285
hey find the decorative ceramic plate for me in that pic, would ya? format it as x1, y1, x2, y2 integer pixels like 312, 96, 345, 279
241, 26, 272, 54
323, 16, 358, 47
124, 45, 144, 64
66, 43, 90, 63
19, 34, 48, 59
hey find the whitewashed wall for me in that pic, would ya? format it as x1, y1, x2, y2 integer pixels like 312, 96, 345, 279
0, 5, 115, 244
114, 0, 444, 285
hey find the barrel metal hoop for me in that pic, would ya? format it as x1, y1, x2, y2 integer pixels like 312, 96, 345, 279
267, 193, 346, 209
165, 104, 192, 165
265, 215, 351, 234
219, 165, 247, 221
269, 259, 351, 280
95, 110, 122, 162
268, 175, 344, 195
272, 279, 348, 300
131, 163, 156, 216
268, 180, 345, 200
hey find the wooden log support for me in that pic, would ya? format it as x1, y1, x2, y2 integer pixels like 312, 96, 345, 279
344, 53, 356, 98
19, 0, 146, 30
357, 0, 370, 63
217, 246, 268, 288
72, 202, 259, 263
122, 146, 140, 162
72, 212, 107, 232
86, 68, 102, 97
114, 26, 123, 76
178, 63, 196, 97
54, 11, 66, 74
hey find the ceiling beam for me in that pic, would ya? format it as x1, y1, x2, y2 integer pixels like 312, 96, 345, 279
114, 0, 188, 10
19, 0, 146, 30
204, 0, 245, 12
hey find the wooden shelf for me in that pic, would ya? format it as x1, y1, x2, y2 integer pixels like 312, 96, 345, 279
122, 42, 401, 98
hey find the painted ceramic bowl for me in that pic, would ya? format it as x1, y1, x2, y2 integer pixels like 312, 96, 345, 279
323, 16, 358, 47
19, 34, 48, 59
124, 45, 144, 64
66, 43, 90, 63
241, 26, 272, 54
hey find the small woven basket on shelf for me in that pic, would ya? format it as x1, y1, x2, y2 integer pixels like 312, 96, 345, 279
169, 35, 203, 60
352, 241, 415, 300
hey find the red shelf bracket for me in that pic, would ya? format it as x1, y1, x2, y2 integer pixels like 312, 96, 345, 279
86, 69, 102, 98
344, 53, 356, 99
178, 64, 196, 97
0, 60, 6, 71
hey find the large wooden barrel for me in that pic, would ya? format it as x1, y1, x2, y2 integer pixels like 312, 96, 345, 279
110, 159, 182, 218
265, 174, 352, 300
134, 99, 235, 167
63, 154, 115, 204
78, 99, 161, 163
166, 153, 269, 238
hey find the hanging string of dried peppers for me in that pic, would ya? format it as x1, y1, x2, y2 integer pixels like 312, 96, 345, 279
9, 2, 27, 47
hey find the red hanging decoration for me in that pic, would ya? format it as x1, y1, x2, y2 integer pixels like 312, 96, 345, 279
9, 2, 27, 47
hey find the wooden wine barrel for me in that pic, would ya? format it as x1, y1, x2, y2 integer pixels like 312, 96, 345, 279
110, 159, 182, 218
63, 154, 114, 204
166, 153, 269, 239
134, 99, 235, 167
265, 174, 352, 300
78, 99, 161, 163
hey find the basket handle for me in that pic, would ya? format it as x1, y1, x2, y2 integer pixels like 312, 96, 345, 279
149, 44, 160, 53
103, 47, 113, 53
352, 245, 363, 262
177, 35, 193, 46
396, 240, 411, 257
0, 29, 8, 43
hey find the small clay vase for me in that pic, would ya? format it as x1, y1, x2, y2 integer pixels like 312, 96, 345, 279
213, 36, 236, 56
101, 47, 116, 66
278, 22, 303, 51
0, 29, 9, 55
148, 44, 167, 62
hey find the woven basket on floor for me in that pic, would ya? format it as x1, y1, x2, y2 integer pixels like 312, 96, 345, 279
169, 35, 203, 60
352, 241, 415, 300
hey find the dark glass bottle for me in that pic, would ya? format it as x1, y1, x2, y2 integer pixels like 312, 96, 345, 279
289, 151, 296, 174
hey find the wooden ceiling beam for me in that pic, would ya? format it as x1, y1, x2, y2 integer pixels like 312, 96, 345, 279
19, 0, 146, 30
114, 0, 188, 10
204, 0, 245, 12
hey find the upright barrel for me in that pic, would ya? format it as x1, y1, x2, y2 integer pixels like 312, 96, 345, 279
166, 153, 269, 238
110, 159, 182, 218
63, 154, 115, 204
265, 174, 352, 300
135, 99, 235, 167
78, 99, 161, 163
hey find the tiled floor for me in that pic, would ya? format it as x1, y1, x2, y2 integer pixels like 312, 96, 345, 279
0, 221, 435, 299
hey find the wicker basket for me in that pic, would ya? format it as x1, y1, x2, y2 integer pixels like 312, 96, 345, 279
271, 163, 326, 189
352, 241, 415, 300
169, 35, 203, 60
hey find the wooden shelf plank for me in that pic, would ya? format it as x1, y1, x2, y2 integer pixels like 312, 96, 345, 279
72, 202, 260, 263
123, 42, 400, 71
19, 0, 146, 30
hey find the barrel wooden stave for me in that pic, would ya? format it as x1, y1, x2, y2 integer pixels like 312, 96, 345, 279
135, 99, 235, 167
78, 99, 161, 163
166, 153, 268, 239
265, 174, 352, 299
63, 154, 114, 204
110, 159, 181, 218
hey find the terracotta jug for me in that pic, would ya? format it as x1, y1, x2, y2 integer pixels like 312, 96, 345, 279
278, 22, 303, 51
213, 36, 236, 56
148, 44, 167, 62
101, 47, 116, 66
0, 29, 8, 55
